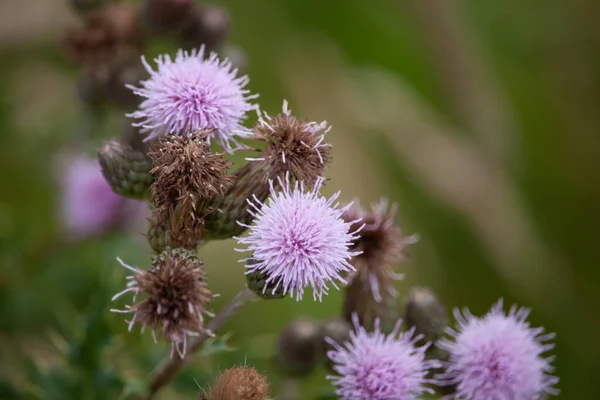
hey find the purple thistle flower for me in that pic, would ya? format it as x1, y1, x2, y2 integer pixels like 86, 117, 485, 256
326, 313, 438, 400
126, 46, 258, 152
437, 299, 559, 400
235, 174, 362, 301
59, 154, 144, 239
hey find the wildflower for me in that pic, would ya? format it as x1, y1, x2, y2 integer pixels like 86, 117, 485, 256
111, 248, 214, 358
326, 313, 438, 400
249, 100, 331, 185
206, 366, 270, 400
342, 199, 418, 327
235, 175, 361, 301
437, 299, 559, 400
59, 153, 144, 239
126, 46, 258, 152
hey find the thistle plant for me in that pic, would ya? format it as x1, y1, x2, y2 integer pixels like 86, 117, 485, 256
54, 1, 561, 398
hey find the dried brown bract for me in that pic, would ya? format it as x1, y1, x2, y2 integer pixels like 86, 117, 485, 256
251, 101, 332, 186
342, 199, 419, 328
111, 248, 214, 358
148, 129, 232, 233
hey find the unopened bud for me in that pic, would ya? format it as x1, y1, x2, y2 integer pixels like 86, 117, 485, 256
141, 0, 192, 34
404, 287, 448, 344
179, 4, 230, 51
319, 317, 352, 371
246, 269, 285, 300
98, 140, 153, 199
276, 317, 321, 377
208, 366, 270, 400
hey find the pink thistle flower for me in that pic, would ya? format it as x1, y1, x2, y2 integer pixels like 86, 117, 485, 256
59, 154, 144, 239
235, 174, 362, 301
437, 299, 559, 400
326, 313, 439, 400
126, 46, 258, 152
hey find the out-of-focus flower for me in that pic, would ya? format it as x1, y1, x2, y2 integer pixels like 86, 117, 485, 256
206, 366, 270, 400
276, 317, 322, 377
342, 199, 418, 327
179, 4, 231, 51
127, 46, 258, 152
404, 286, 449, 345
111, 248, 214, 358
326, 313, 438, 400
59, 153, 145, 239
437, 299, 559, 400
235, 175, 361, 301
64, 3, 143, 68
141, 0, 192, 34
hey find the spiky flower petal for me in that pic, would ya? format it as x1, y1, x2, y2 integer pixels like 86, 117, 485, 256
342, 199, 418, 327
327, 313, 438, 400
111, 248, 214, 358
126, 46, 258, 152
235, 175, 361, 301
248, 100, 331, 185
437, 299, 559, 400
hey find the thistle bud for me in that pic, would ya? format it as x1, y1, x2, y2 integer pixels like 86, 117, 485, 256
275, 317, 322, 377
179, 4, 230, 52
111, 248, 214, 358
319, 317, 352, 371
403, 287, 448, 344
204, 101, 332, 240
98, 140, 153, 199
245, 269, 285, 300
207, 366, 270, 400
140, 0, 192, 34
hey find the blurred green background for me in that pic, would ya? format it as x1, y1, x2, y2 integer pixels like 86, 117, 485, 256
1, 0, 599, 398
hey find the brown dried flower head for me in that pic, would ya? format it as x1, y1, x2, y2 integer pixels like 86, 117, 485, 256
111, 248, 214, 358
250, 101, 332, 186
207, 366, 270, 400
342, 199, 419, 327
64, 3, 143, 68
148, 129, 232, 225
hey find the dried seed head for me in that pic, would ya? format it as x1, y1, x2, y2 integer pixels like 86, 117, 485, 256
276, 317, 322, 377
64, 3, 143, 68
250, 101, 332, 186
208, 366, 270, 400
111, 248, 214, 358
98, 139, 153, 199
404, 287, 448, 345
342, 199, 418, 328
148, 130, 232, 229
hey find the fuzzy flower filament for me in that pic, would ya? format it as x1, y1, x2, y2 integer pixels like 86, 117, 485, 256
437, 299, 559, 400
327, 313, 438, 400
127, 46, 258, 152
235, 175, 362, 301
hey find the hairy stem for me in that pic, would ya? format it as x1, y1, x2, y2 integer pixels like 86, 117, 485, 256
143, 286, 256, 398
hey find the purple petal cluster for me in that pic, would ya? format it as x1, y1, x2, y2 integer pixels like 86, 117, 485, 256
437, 299, 559, 400
327, 313, 438, 400
127, 46, 258, 152
235, 174, 362, 301
60, 154, 143, 239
